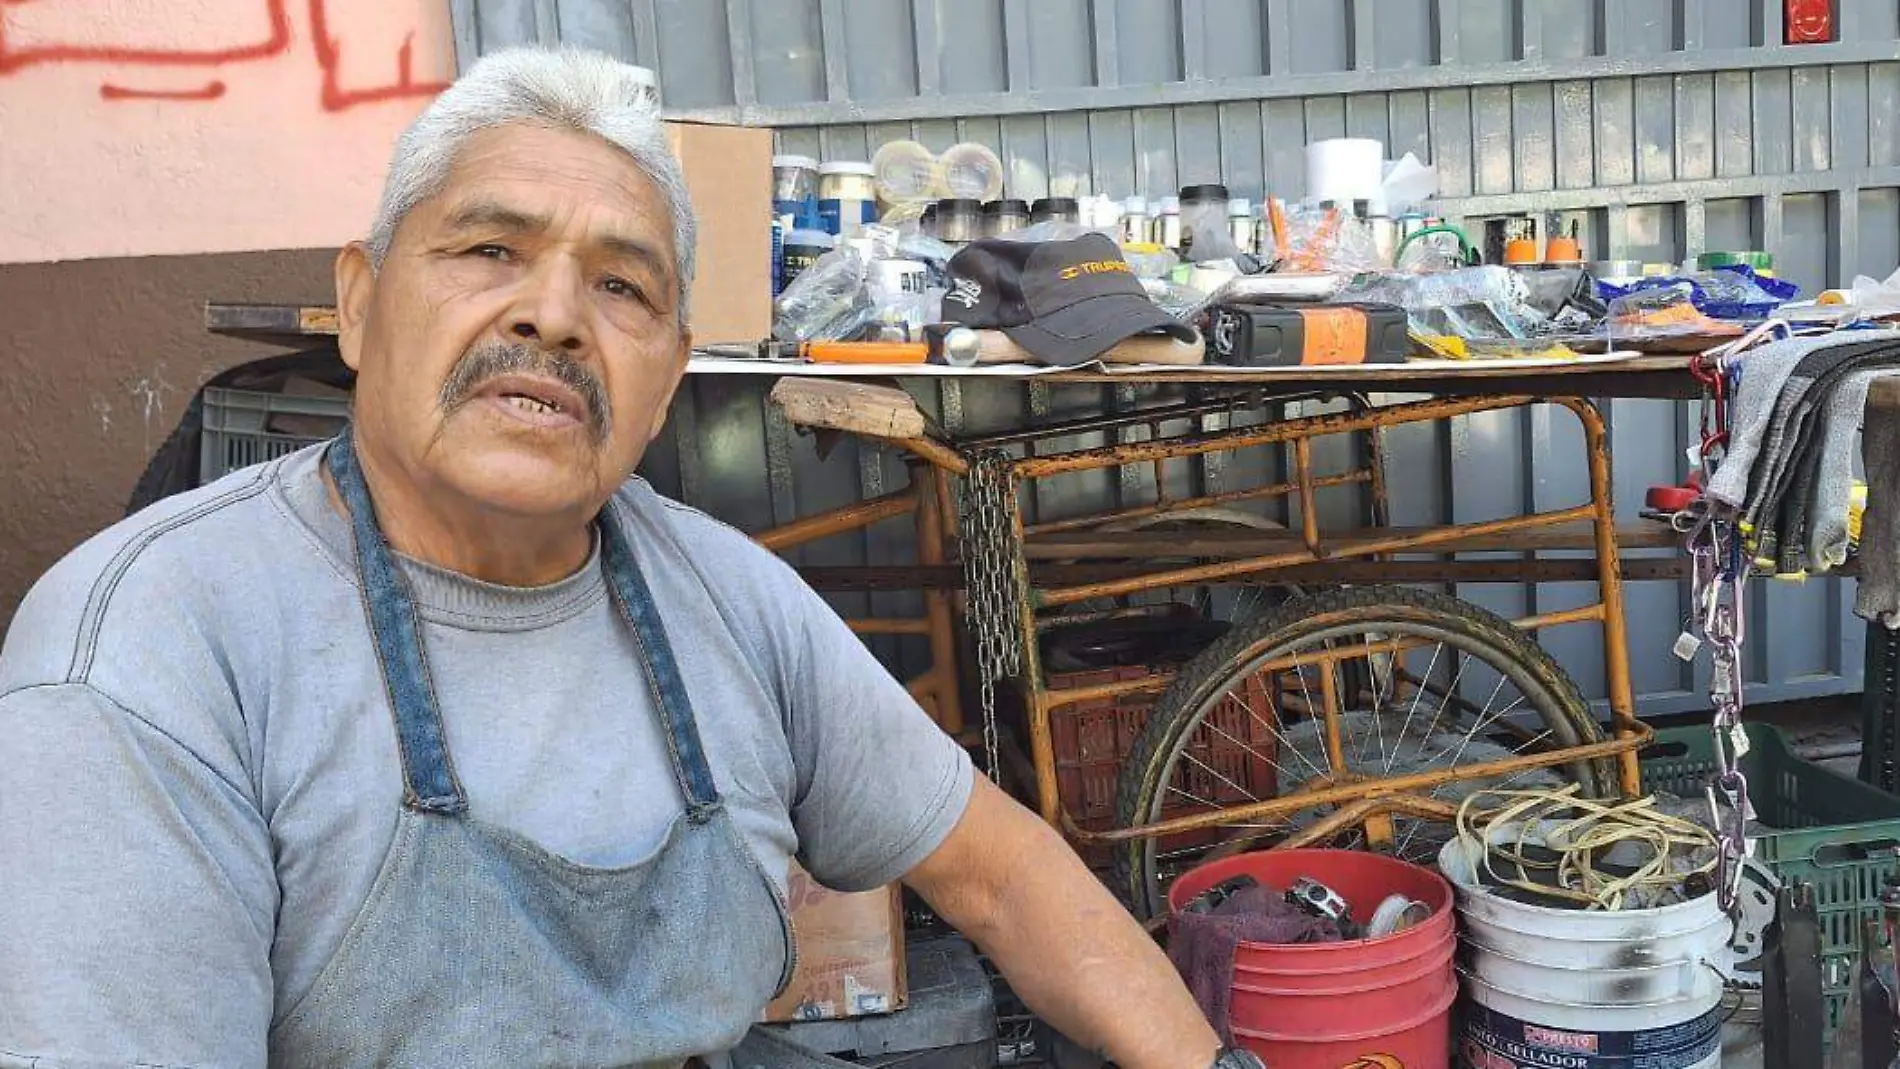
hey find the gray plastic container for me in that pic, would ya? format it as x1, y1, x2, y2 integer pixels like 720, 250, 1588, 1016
766, 935, 997, 1068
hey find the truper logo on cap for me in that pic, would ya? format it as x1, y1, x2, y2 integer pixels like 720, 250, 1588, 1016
1058, 260, 1134, 281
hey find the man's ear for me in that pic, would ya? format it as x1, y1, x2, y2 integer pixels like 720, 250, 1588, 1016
334, 242, 375, 372
646, 328, 693, 445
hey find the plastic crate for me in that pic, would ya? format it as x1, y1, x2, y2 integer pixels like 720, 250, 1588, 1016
198, 387, 351, 485
1049, 665, 1279, 868
1640, 723, 1900, 1039
767, 935, 996, 1068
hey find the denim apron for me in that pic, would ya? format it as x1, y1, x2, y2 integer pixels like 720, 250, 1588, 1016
270, 434, 852, 1068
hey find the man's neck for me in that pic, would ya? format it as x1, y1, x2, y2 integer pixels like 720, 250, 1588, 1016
326, 455, 596, 589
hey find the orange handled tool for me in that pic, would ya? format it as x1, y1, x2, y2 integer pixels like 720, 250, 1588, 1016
797, 341, 929, 364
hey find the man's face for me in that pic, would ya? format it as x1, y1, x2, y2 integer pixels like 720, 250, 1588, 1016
334, 122, 690, 523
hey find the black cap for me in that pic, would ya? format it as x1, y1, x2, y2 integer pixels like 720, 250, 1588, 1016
1030, 197, 1079, 218
939, 233, 1198, 366
982, 198, 1030, 215
1179, 184, 1231, 202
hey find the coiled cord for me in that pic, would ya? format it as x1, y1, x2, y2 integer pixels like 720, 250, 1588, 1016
1454, 783, 1719, 911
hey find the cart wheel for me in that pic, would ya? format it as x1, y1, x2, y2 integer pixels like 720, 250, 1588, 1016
1111, 585, 1613, 919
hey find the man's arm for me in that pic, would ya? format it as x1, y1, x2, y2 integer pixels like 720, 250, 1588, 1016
903, 776, 1221, 1069
0, 683, 276, 1067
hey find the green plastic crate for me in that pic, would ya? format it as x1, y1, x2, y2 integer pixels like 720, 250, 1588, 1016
1640, 723, 1900, 1038
199, 387, 351, 485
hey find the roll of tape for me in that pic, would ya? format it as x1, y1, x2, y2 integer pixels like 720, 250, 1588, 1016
1367, 894, 1432, 938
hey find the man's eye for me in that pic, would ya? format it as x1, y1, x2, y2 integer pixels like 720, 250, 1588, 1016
602, 276, 644, 301
467, 243, 513, 260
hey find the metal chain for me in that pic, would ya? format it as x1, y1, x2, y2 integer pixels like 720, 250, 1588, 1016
957, 449, 1026, 782
1682, 368, 1753, 915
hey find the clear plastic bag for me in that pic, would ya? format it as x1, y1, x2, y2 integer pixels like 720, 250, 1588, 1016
772, 247, 874, 342
1274, 203, 1385, 275
1605, 286, 1741, 344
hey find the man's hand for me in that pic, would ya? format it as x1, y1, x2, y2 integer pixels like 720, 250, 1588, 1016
902, 775, 1222, 1069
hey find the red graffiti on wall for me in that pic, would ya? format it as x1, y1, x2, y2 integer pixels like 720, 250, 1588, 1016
0, 0, 450, 110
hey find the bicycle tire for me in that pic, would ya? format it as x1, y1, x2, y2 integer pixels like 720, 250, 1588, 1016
1111, 585, 1613, 918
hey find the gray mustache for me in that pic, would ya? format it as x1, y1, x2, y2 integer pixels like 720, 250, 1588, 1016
439, 342, 611, 441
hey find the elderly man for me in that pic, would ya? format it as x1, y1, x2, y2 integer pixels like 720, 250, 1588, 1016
0, 47, 1256, 1069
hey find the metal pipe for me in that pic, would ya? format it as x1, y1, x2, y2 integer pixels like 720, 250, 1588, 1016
1043, 672, 1174, 709
1077, 721, 1655, 844
1024, 471, 1372, 535
752, 489, 916, 551
844, 618, 935, 635
914, 466, 965, 736
1016, 395, 1538, 478
1037, 503, 1600, 607
956, 390, 1275, 447
1559, 396, 1643, 798
1294, 438, 1322, 555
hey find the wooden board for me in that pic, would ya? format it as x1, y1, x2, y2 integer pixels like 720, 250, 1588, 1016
768, 378, 927, 440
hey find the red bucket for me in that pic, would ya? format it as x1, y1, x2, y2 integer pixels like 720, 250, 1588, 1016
1169, 850, 1458, 1069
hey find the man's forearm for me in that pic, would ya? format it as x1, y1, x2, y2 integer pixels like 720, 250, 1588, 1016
906, 778, 1220, 1069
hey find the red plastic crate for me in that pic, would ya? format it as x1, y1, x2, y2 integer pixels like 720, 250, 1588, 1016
1049, 666, 1282, 867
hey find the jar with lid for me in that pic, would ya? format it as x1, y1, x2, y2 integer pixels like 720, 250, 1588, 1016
919, 202, 941, 239
1178, 184, 1230, 256
935, 199, 985, 245
982, 198, 1029, 237
1156, 196, 1183, 251
1227, 198, 1256, 255
772, 155, 820, 218
1120, 196, 1153, 246
818, 161, 878, 238
1030, 197, 1080, 225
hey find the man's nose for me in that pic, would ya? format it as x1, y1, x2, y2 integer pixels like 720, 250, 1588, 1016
508, 256, 589, 353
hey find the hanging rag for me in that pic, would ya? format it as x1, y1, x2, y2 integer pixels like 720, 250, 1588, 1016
1738, 337, 1895, 533
1707, 334, 1862, 508
1166, 883, 1343, 1045
1859, 393, 1900, 627
1747, 341, 1900, 570
1809, 369, 1900, 571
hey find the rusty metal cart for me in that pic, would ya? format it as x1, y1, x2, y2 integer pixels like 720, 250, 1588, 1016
757, 358, 1701, 917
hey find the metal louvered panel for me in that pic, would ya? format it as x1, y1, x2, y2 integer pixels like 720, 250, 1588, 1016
454, 0, 1900, 710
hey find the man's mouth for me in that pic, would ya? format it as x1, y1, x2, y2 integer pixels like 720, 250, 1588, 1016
475, 373, 591, 429
502, 393, 562, 416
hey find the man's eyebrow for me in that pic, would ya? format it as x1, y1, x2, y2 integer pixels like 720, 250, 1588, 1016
441, 201, 670, 278
443, 201, 550, 234
599, 234, 670, 278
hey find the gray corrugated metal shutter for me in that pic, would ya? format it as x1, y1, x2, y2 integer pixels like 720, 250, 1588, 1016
452, 0, 1896, 711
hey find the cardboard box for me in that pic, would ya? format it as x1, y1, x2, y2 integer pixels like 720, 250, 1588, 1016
762, 863, 908, 1023
665, 121, 772, 345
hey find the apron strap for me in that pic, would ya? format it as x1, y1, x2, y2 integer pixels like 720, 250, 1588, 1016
327, 432, 722, 819
327, 434, 467, 814
599, 505, 723, 819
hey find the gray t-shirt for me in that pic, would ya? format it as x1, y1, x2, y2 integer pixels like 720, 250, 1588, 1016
0, 444, 974, 1068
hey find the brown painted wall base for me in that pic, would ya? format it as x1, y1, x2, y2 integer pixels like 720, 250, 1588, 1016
0, 249, 339, 631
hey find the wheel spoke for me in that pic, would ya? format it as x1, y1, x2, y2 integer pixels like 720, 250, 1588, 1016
1121, 590, 1599, 918
1385, 640, 1445, 774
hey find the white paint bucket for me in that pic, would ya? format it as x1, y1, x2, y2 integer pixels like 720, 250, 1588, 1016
1439, 826, 1734, 1069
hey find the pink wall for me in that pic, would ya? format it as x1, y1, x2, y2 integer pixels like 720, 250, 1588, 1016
0, 0, 455, 264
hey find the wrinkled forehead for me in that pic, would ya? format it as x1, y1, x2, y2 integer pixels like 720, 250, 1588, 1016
415, 123, 676, 257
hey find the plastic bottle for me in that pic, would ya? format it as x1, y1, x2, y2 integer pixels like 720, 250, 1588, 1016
780, 206, 837, 290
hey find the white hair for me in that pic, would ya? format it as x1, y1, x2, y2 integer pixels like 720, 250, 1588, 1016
367, 46, 695, 321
